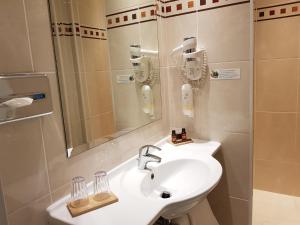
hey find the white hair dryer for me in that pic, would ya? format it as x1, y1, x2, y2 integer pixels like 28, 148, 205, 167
129, 45, 158, 83
171, 37, 207, 81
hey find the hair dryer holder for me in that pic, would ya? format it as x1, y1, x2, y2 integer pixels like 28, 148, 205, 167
172, 37, 208, 88
130, 45, 159, 86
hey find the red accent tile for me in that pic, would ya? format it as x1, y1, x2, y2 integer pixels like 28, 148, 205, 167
259, 11, 264, 17
269, 10, 275, 15
177, 3, 182, 10
212, 0, 219, 3
132, 14, 137, 19
166, 6, 171, 13
84, 30, 87, 34
96, 32, 99, 36
280, 8, 286, 14
90, 31, 93, 35
108, 19, 112, 25
124, 15, 128, 21
115, 17, 120, 23
292, 6, 298, 12
200, 0, 206, 6
76, 27, 80, 32
151, 9, 155, 16
141, 11, 146, 17
188, 1, 194, 8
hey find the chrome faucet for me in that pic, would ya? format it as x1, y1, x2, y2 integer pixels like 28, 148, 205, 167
138, 145, 162, 171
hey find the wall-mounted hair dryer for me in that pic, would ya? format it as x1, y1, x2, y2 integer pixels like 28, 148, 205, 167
171, 37, 208, 117
129, 45, 158, 83
130, 45, 141, 67
172, 37, 196, 54
171, 37, 207, 81
130, 45, 158, 57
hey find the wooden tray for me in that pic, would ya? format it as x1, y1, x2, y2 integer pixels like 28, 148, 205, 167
169, 138, 193, 146
67, 193, 119, 217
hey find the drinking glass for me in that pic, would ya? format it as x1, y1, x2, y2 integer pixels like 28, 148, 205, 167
70, 176, 89, 208
93, 171, 111, 201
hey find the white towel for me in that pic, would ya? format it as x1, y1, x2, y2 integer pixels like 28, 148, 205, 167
1, 97, 33, 108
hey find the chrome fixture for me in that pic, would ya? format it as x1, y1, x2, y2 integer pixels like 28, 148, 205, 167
0, 74, 52, 125
138, 145, 162, 172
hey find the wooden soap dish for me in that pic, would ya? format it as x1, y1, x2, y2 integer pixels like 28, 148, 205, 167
169, 138, 193, 146
67, 193, 119, 217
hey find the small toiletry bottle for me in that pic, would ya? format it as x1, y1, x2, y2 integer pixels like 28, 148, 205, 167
182, 84, 194, 117
172, 130, 177, 143
176, 133, 182, 142
182, 128, 187, 140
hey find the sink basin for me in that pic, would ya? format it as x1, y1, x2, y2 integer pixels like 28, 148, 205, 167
120, 151, 222, 219
47, 137, 222, 225
141, 159, 211, 198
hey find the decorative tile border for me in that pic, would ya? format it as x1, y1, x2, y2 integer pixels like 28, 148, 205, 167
157, 0, 196, 17
157, 0, 250, 18
106, 4, 157, 29
106, 0, 249, 29
255, 1, 300, 21
52, 23, 107, 40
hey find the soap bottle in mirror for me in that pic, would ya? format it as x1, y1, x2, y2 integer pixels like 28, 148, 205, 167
182, 128, 187, 140
172, 130, 177, 143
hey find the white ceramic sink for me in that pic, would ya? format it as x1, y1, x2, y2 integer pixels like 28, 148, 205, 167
47, 137, 222, 225
120, 149, 222, 219
141, 159, 207, 198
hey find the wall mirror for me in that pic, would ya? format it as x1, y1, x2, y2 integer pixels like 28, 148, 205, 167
48, 0, 161, 157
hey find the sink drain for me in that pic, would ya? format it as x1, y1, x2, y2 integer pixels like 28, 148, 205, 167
161, 191, 171, 199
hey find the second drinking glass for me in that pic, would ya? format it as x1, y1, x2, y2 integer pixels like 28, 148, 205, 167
93, 171, 111, 201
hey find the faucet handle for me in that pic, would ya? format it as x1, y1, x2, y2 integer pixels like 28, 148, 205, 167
138, 145, 162, 171
146, 153, 161, 162
138, 145, 161, 157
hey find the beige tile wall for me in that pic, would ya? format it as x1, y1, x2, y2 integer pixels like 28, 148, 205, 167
254, 0, 300, 196
49, 0, 88, 149
160, 2, 252, 225
252, 189, 300, 225
0, 0, 253, 225
107, 8, 161, 131
106, 0, 154, 14
0, 179, 8, 225
0, 0, 169, 224
50, 0, 116, 149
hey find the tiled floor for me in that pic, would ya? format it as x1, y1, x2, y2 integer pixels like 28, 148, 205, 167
253, 189, 300, 225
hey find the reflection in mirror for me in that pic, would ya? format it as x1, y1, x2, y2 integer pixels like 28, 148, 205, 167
48, 0, 161, 157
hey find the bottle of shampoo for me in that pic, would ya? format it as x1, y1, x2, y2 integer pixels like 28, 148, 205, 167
181, 84, 194, 117
141, 85, 154, 115
182, 128, 187, 140
172, 130, 177, 143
